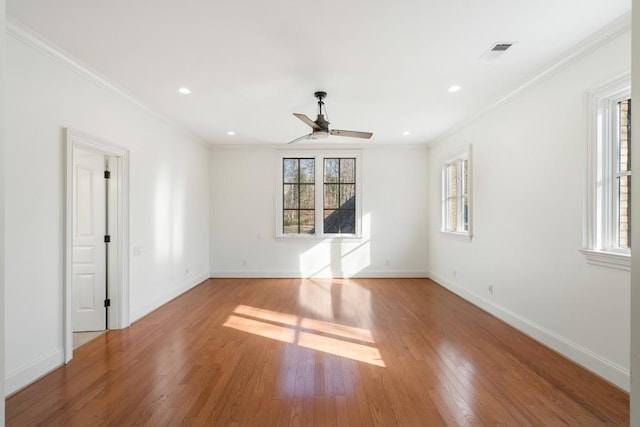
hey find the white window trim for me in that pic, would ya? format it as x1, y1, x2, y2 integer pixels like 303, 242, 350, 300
440, 145, 472, 242
275, 150, 363, 240
582, 73, 631, 270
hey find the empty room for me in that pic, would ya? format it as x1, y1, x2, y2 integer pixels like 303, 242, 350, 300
1, 0, 640, 425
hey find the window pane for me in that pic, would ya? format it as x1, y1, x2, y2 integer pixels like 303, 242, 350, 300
462, 196, 469, 232
324, 159, 339, 183
324, 184, 339, 209
462, 159, 468, 197
300, 159, 315, 183
300, 210, 315, 234
618, 175, 631, 248
283, 159, 299, 183
283, 210, 299, 234
619, 99, 631, 173
324, 210, 339, 233
340, 210, 356, 233
299, 184, 315, 209
340, 184, 356, 208
283, 184, 298, 209
446, 198, 457, 231
340, 158, 356, 183
448, 163, 458, 199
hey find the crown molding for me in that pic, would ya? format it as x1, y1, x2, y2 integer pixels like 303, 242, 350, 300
429, 11, 632, 146
6, 18, 208, 146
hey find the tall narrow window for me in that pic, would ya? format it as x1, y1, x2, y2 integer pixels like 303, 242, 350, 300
616, 99, 631, 249
324, 158, 356, 234
441, 148, 471, 241
582, 75, 631, 270
282, 158, 315, 234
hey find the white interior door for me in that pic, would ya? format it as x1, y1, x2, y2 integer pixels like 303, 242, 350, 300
72, 148, 107, 332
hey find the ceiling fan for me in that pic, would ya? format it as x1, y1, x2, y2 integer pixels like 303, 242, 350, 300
288, 91, 373, 144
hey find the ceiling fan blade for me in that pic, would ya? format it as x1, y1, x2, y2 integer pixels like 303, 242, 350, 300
293, 113, 321, 129
286, 133, 312, 144
330, 129, 373, 139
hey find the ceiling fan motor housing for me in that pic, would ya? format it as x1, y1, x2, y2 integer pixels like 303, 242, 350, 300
311, 114, 330, 138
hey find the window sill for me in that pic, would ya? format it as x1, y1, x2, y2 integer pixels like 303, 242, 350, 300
579, 249, 630, 271
440, 231, 472, 243
276, 234, 363, 243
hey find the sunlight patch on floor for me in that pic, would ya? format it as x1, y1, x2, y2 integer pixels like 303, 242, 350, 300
223, 305, 385, 367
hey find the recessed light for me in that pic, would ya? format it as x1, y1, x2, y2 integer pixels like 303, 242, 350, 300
178, 87, 191, 95
227, 131, 235, 136
448, 85, 462, 93
403, 131, 411, 136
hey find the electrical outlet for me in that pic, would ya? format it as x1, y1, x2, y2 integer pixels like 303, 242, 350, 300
385, 259, 390, 266
489, 284, 494, 294
242, 259, 247, 266
453, 269, 457, 278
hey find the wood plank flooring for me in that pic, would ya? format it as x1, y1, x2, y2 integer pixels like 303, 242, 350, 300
6, 278, 629, 426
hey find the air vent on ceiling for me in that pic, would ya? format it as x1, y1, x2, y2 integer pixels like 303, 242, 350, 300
481, 42, 516, 60
491, 43, 512, 52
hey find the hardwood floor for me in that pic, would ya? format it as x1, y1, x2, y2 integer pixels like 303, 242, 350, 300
6, 278, 629, 426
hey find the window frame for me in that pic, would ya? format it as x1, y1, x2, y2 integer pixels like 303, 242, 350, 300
440, 146, 472, 242
581, 74, 631, 270
276, 150, 362, 240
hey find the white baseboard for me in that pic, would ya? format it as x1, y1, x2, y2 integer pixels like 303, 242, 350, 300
5, 348, 64, 396
428, 272, 630, 391
209, 270, 429, 278
130, 274, 209, 322
5, 275, 209, 398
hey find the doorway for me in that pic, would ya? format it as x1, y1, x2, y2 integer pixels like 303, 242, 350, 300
64, 129, 130, 362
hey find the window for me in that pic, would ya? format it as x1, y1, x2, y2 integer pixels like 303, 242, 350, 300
582, 75, 631, 270
277, 151, 361, 238
283, 158, 315, 234
616, 98, 631, 250
323, 158, 356, 234
441, 147, 472, 241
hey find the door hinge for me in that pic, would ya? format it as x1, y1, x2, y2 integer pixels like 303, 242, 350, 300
104, 170, 111, 179
104, 298, 111, 307
104, 235, 111, 243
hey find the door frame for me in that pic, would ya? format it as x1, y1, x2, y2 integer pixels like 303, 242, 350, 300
64, 128, 130, 363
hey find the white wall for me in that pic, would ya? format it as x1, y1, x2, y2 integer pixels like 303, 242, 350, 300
1, 0, 6, 423
630, 0, 639, 422
210, 145, 428, 278
4, 31, 210, 395
428, 30, 631, 390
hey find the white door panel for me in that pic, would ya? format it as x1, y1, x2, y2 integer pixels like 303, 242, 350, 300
72, 148, 106, 331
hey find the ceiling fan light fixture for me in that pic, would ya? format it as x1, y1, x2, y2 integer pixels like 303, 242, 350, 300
310, 130, 329, 139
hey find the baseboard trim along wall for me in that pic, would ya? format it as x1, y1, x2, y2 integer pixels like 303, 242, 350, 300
429, 272, 630, 392
209, 270, 429, 279
4, 275, 209, 397
5, 348, 64, 396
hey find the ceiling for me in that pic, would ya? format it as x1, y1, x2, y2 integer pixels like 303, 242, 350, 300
6, 0, 631, 145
